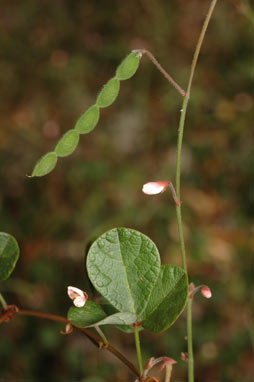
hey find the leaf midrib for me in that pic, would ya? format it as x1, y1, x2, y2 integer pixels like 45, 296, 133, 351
116, 229, 136, 314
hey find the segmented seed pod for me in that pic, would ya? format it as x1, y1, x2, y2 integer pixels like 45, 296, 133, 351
96, 78, 120, 108
75, 105, 100, 134
54, 129, 80, 157
115, 51, 141, 80
31, 152, 58, 177
30, 51, 143, 177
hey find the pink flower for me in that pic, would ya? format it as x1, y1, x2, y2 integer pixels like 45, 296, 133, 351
142, 181, 169, 195
142, 181, 180, 206
188, 283, 212, 299
200, 286, 212, 299
67, 286, 88, 307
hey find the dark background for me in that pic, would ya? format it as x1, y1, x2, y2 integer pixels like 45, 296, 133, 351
0, 0, 253, 381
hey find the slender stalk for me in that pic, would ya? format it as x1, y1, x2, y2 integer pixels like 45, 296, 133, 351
0, 293, 8, 310
0, 306, 139, 377
140, 49, 186, 97
164, 364, 172, 382
186, 300, 194, 379
133, 325, 143, 376
174, 1, 218, 381
95, 325, 108, 345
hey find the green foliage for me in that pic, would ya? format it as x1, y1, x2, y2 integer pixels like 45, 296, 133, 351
54, 129, 79, 157
0, 232, 19, 281
115, 51, 141, 80
74, 105, 100, 134
31, 152, 58, 177
30, 51, 141, 177
86, 228, 187, 333
68, 302, 136, 328
142, 265, 188, 333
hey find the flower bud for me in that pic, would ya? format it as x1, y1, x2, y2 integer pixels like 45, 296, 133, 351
200, 285, 212, 299
159, 357, 177, 371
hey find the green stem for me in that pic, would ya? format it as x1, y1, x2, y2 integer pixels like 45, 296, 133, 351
174, 1, 218, 382
187, 299, 194, 381
134, 325, 143, 376
0, 293, 8, 310
95, 325, 108, 345
164, 364, 172, 382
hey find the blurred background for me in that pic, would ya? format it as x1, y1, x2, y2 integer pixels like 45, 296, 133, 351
0, 0, 253, 381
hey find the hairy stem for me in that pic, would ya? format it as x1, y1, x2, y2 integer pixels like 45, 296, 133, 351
140, 49, 186, 97
175, 1, 218, 381
133, 325, 143, 376
0, 306, 139, 377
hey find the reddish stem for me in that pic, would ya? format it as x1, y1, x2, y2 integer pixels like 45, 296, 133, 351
0, 306, 139, 377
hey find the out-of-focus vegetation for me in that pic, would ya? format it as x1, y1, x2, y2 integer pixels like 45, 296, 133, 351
0, 0, 253, 381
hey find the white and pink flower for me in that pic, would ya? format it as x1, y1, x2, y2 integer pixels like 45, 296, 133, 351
142, 181, 169, 195
67, 286, 88, 307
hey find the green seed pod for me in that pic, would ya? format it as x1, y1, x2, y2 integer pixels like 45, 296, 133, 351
54, 129, 79, 157
31, 152, 58, 177
96, 78, 120, 108
115, 51, 141, 80
75, 105, 100, 134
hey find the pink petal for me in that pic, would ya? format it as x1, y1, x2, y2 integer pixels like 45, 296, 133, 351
73, 296, 86, 307
160, 357, 177, 370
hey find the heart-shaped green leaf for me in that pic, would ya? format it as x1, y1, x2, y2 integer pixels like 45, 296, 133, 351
68, 301, 136, 328
0, 232, 20, 281
87, 228, 161, 318
86, 228, 188, 333
142, 265, 188, 333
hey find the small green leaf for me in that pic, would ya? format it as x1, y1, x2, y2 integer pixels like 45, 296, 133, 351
115, 51, 141, 80
75, 105, 100, 134
142, 265, 188, 333
68, 301, 137, 328
0, 232, 20, 281
68, 301, 106, 328
54, 129, 79, 157
31, 152, 58, 177
96, 78, 120, 108
87, 228, 161, 317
